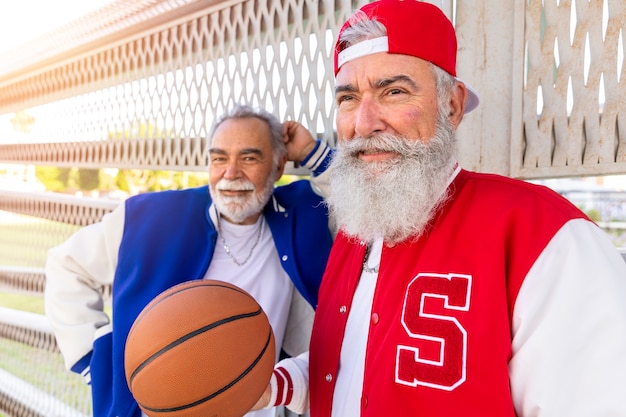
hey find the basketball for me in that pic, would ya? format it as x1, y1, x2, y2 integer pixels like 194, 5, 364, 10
124, 279, 276, 417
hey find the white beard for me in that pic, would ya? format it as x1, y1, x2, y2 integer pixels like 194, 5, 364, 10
210, 176, 274, 224
327, 116, 457, 244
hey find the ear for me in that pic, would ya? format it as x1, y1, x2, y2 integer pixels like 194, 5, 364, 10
274, 154, 288, 181
448, 82, 467, 128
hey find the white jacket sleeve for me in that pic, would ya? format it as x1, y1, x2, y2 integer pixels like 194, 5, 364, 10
44, 202, 125, 372
510, 218, 626, 416
282, 290, 314, 358
300, 140, 332, 199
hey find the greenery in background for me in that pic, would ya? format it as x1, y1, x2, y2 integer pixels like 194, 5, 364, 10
0, 337, 92, 415
35, 165, 211, 196
0, 291, 111, 319
583, 207, 601, 222
0, 216, 79, 268
33, 166, 71, 192
0, 293, 45, 314
114, 169, 210, 195
34, 165, 301, 197
0, 215, 112, 316
578, 207, 626, 247
0, 215, 94, 415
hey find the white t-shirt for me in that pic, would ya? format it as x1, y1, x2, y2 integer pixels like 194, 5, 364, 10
331, 237, 382, 417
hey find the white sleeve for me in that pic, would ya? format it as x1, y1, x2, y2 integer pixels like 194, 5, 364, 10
309, 167, 330, 199
266, 352, 310, 414
301, 140, 331, 199
44, 202, 125, 371
510, 218, 626, 416
282, 290, 314, 357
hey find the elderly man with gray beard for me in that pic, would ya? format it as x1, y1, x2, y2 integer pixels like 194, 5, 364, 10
253, 1, 626, 417
45, 104, 334, 417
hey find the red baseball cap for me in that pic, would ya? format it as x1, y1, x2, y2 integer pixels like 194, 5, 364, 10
334, 0, 479, 113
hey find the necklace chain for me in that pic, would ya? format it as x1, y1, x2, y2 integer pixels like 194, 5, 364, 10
362, 244, 380, 274
217, 216, 264, 266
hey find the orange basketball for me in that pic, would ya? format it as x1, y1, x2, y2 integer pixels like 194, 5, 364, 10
124, 279, 276, 417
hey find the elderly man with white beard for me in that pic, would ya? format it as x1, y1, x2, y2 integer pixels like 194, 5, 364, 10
44, 104, 335, 417
254, 1, 626, 416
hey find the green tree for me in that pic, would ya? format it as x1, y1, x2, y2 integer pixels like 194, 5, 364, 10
77, 168, 100, 191
584, 208, 601, 222
35, 167, 71, 192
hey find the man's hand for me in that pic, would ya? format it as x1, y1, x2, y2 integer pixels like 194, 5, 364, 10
249, 383, 271, 411
283, 121, 317, 164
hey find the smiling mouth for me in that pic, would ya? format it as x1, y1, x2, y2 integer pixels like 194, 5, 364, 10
219, 189, 252, 196
357, 149, 397, 161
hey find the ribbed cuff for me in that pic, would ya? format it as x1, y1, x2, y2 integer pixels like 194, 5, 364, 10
271, 366, 294, 407
266, 355, 309, 414
300, 140, 332, 176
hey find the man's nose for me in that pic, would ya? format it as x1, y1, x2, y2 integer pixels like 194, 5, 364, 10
354, 97, 386, 138
223, 161, 242, 179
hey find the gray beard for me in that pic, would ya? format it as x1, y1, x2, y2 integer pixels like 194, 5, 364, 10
210, 176, 275, 224
327, 117, 457, 244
